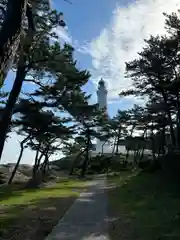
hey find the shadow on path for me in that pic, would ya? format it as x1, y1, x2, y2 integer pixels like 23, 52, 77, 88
45, 177, 109, 240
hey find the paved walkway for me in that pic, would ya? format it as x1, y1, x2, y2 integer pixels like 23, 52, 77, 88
45, 176, 109, 240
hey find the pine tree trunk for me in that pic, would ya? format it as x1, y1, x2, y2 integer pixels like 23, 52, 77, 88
125, 125, 135, 162
0, 6, 35, 161
140, 148, 145, 160
161, 126, 166, 155
8, 135, 30, 184
41, 153, 49, 176
36, 152, 44, 170
133, 149, 140, 165
33, 146, 44, 179
115, 127, 121, 154
80, 147, 89, 178
175, 92, 180, 149
0, 65, 26, 160
111, 136, 117, 156
151, 129, 156, 162
32, 152, 44, 184
0, 0, 27, 86
80, 129, 90, 177
162, 90, 176, 148
69, 150, 85, 175
40, 146, 50, 177
125, 148, 130, 162
101, 140, 107, 154
32, 143, 41, 177
139, 129, 146, 161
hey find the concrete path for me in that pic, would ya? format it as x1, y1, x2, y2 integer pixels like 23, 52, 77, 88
45, 176, 109, 240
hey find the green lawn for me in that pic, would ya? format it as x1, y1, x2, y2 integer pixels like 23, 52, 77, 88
108, 171, 180, 240
0, 179, 86, 240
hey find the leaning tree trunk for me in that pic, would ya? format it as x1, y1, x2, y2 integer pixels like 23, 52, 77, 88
69, 149, 86, 176
151, 128, 156, 162
115, 127, 121, 154
161, 126, 166, 155
0, 64, 26, 160
0, 0, 28, 86
33, 143, 41, 178
41, 153, 50, 177
0, 12, 35, 161
140, 133, 147, 161
140, 148, 145, 160
80, 146, 89, 177
125, 147, 130, 162
32, 152, 44, 184
133, 150, 138, 165
33, 147, 44, 180
8, 135, 30, 184
80, 129, 91, 177
101, 140, 108, 155
125, 124, 135, 162
111, 135, 117, 157
161, 90, 176, 148
175, 92, 180, 149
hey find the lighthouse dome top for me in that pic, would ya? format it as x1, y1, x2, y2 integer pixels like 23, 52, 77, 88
99, 78, 105, 85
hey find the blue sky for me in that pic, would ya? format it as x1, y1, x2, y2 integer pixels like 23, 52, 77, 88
52, 0, 180, 116
1, 0, 180, 164
53, 0, 135, 117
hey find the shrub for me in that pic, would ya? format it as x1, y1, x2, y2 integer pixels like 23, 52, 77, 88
160, 151, 180, 181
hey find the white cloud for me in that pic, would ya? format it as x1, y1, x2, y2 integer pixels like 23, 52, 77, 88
88, 0, 180, 101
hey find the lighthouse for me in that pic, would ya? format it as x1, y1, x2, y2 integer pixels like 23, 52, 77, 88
96, 78, 108, 153
97, 78, 107, 110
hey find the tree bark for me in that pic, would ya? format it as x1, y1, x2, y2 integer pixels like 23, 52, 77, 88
69, 150, 85, 175
161, 90, 176, 148
0, 4, 35, 161
111, 135, 117, 157
140, 148, 145, 160
8, 135, 30, 184
41, 153, 49, 176
161, 126, 166, 155
80, 148, 89, 177
125, 148, 130, 162
0, 0, 27, 85
125, 124, 135, 162
115, 127, 121, 154
32, 150, 44, 183
175, 92, 180, 149
32, 143, 41, 178
101, 140, 108, 154
151, 128, 156, 162
80, 128, 91, 177
133, 149, 140, 165
139, 130, 147, 161
0, 65, 26, 160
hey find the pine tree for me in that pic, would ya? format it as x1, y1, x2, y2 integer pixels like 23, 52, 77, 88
0, 4, 66, 160
12, 98, 74, 182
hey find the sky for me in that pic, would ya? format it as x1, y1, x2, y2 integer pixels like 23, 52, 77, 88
1, 0, 180, 164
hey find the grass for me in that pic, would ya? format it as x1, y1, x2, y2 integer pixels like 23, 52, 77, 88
108, 171, 180, 240
0, 178, 86, 240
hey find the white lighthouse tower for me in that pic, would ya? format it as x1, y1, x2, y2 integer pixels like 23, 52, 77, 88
96, 78, 108, 153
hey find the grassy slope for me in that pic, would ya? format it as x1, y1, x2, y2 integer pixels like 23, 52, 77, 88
0, 179, 86, 240
108, 171, 180, 240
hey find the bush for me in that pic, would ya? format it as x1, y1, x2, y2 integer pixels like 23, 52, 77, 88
138, 156, 162, 172
160, 151, 180, 181
88, 155, 108, 173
